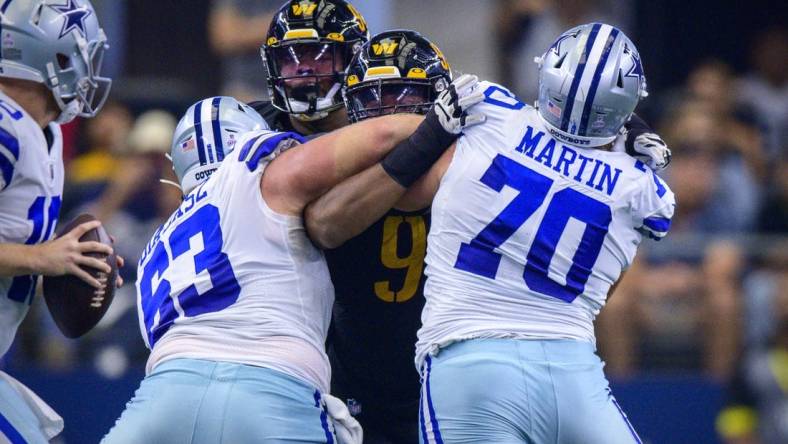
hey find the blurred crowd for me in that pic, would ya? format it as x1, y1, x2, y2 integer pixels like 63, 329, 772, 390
1, 0, 785, 442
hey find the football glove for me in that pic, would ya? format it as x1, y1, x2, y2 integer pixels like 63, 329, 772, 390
432, 74, 486, 134
620, 113, 671, 170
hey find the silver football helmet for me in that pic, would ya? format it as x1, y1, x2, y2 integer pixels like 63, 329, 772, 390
170, 96, 269, 195
0, 0, 111, 123
535, 23, 647, 147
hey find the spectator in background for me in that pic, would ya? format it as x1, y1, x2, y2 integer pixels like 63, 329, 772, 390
718, 261, 788, 444
209, 0, 281, 102
736, 27, 788, 161
89, 110, 182, 281
62, 101, 134, 217
596, 60, 767, 381
495, 0, 632, 102
758, 155, 788, 233
598, 240, 743, 381
662, 99, 763, 233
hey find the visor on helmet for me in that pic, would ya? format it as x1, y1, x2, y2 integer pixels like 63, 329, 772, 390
345, 80, 432, 122
264, 41, 349, 116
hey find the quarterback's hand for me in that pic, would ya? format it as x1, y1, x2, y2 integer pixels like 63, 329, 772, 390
622, 113, 671, 170
431, 74, 486, 134
33, 220, 113, 289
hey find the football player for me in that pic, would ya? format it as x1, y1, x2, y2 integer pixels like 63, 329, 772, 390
302, 22, 678, 443
256, 0, 368, 134
0, 1, 114, 442
102, 69, 484, 442
306, 29, 455, 444
261, 7, 671, 441
405, 23, 673, 443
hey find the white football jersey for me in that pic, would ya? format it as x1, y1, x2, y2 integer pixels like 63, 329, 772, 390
137, 130, 334, 392
415, 82, 675, 367
0, 91, 64, 358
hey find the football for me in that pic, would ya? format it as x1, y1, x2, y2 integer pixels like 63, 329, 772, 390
43, 214, 118, 339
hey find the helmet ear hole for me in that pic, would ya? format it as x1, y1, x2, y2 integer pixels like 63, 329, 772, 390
57, 54, 71, 70
554, 53, 568, 69
616, 70, 624, 88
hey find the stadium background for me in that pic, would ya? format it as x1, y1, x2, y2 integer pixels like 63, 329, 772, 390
1, 0, 786, 442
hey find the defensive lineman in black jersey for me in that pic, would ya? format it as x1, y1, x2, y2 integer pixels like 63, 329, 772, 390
258, 4, 447, 440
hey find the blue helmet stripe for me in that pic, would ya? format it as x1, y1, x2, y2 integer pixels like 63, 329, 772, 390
211, 97, 225, 161
579, 27, 620, 135
193, 100, 207, 165
0, 0, 14, 13
560, 23, 601, 133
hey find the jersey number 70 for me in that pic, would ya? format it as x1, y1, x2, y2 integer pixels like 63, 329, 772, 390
454, 154, 612, 303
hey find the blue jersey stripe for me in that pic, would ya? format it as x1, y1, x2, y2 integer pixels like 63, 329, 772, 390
0, 411, 27, 444
0, 125, 20, 159
246, 132, 305, 172
560, 23, 601, 132
424, 356, 444, 444
211, 97, 225, 161
312, 391, 334, 444
579, 27, 620, 135
193, 101, 207, 165
643, 216, 671, 233
238, 133, 265, 161
0, 151, 14, 186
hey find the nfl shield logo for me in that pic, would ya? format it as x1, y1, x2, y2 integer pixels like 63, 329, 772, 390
346, 398, 362, 416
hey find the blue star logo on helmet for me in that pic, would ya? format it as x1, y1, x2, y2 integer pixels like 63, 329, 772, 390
51, 0, 92, 39
623, 43, 644, 80
549, 30, 579, 56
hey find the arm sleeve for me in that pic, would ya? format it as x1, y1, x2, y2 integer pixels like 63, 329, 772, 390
0, 120, 20, 192
631, 170, 675, 241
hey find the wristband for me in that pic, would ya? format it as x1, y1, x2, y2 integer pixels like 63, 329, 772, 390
381, 112, 457, 187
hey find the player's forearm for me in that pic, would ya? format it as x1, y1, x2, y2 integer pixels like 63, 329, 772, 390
0, 243, 41, 277
330, 114, 423, 182
305, 164, 406, 249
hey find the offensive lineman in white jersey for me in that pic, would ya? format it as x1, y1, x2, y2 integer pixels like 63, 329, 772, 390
103, 74, 484, 442
0, 1, 113, 442
405, 23, 674, 443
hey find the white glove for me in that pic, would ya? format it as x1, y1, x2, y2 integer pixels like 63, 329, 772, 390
323, 394, 363, 444
632, 132, 671, 170
431, 74, 486, 134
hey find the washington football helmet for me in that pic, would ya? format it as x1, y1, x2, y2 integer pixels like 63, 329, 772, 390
343, 29, 452, 123
261, 0, 369, 120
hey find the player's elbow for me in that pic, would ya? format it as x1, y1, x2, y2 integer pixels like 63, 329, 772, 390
304, 205, 344, 250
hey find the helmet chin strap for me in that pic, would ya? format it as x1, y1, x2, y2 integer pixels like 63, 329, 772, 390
54, 98, 81, 124
286, 82, 342, 121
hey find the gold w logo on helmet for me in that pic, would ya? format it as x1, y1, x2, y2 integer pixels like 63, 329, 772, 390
292, 1, 317, 16
372, 40, 399, 56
